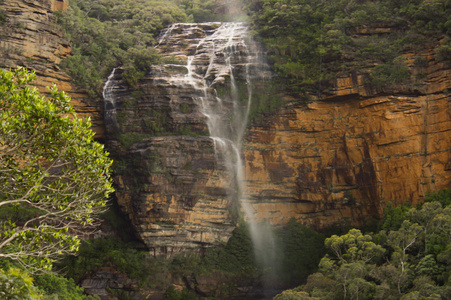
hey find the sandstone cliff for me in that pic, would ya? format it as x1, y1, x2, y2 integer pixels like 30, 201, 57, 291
244, 43, 451, 228
106, 18, 451, 254
105, 22, 267, 254
0, 0, 103, 137
105, 20, 451, 254
1, 0, 449, 255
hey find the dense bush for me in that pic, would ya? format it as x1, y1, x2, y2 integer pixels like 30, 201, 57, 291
57, 0, 187, 96
57, 238, 158, 286
34, 273, 98, 300
243, 0, 451, 93
177, 0, 227, 22
0, 268, 40, 300
276, 189, 451, 299
52, 219, 325, 297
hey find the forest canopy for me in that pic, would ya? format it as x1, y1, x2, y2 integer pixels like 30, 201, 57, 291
58, 0, 451, 96
243, 0, 451, 93
275, 189, 451, 299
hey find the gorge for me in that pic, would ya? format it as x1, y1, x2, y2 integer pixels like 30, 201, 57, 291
0, 0, 450, 298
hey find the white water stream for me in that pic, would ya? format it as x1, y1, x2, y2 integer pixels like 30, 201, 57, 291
163, 22, 278, 283
103, 67, 119, 131
103, 22, 277, 288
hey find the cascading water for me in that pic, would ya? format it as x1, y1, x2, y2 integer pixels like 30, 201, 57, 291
103, 21, 278, 295
158, 22, 278, 288
103, 67, 119, 132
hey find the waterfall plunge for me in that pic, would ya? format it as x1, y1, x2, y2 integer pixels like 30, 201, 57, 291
161, 22, 278, 286
104, 22, 278, 289
103, 67, 119, 133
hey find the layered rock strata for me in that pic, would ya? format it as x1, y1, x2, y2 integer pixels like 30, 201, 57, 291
244, 44, 451, 228
0, 0, 103, 137
106, 23, 270, 254
108, 22, 451, 252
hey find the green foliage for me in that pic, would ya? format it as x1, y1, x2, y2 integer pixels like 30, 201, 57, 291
115, 132, 153, 149
34, 273, 93, 300
177, 0, 227, 22
164, 286, 197, 300
201, 225, 255, 273
58, 238, 149, 284
248, 81, 284, 124
57, 0, 188, 95
424, 188, 451, 208
0, 9, 6, 25
274, 288, 319, 300
278, 219, 326, 285
243, 0, 450, 92
379, 202, 411, 231
0, 267, 40, 300
324, 229, 385, 264
370, 56, 411, 88
0, 67, 113, 271
436, 38, 451, 62
288, 189, 451, 299
200, 221, 326, 288
164, 286, 180, 300
58, 221, 323, 297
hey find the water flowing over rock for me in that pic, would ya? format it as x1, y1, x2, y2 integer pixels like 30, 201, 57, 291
105, 22, 271, 255
105, 20, 451, 256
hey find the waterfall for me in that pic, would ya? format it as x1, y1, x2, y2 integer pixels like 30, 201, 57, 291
154, 23, 176, 48
158, 22, 278, 286
101, 21, 277, 290
103, 67, 119, 132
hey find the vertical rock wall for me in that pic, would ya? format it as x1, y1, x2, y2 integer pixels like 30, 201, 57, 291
107, 23, 451, 252
244, 45, 451, 228
106, 23, 269, 254
0, 0, 104, 137
2, 0, 449, 253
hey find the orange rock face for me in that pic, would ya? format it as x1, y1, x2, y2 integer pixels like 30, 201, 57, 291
243, 48, 451, 229
2, 0, 449, 250
0, 0, 104, 137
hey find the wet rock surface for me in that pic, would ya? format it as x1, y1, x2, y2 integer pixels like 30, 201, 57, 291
105, 22, 269, 254
106, 21, 451, 252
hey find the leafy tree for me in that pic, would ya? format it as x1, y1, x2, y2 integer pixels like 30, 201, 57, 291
407, 202, 443, 253
424, 189, 451, 207
274, 288, 319, 300
34, 272, 98, 300
379, 202, 410, 231
177, 0, 226, 22
387, 220, 424, 293
279, 190, 451, 299
0, 67, 114, 272
325, 229, 385, 264
0, 267, 40, 300
318, 229, 384, 299
279, 219, 325, 285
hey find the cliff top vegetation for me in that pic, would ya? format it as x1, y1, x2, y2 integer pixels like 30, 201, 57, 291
56, 0, 230, 96
243, 0, 451, 94
58, 0, 451, 98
